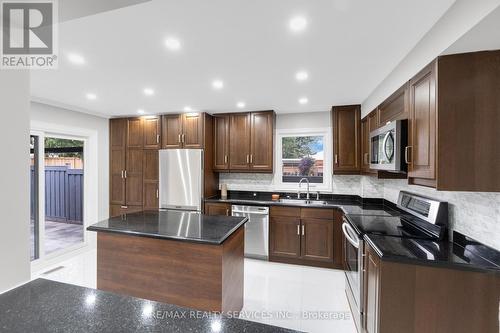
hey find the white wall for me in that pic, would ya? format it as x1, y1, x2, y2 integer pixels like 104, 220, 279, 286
30, 102, 109, 225
361, 0, 500, 117
0, 71, 31, 292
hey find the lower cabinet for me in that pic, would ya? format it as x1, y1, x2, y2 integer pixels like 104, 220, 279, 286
361, 241, 500, 333
269, 206, 343, 269
204, 202, 231, 216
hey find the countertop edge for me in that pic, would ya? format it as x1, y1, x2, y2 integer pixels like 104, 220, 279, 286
87, 217, 248, 245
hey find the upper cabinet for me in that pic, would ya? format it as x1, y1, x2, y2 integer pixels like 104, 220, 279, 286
213, 115, 230, 171
407, 51, 500, 191
332, 105, 361, 174
378, 83, 409, 126
127, 118, 144, 148
161, 113, 205, 149
143, 116, 161, 149
214, 110, 275, 173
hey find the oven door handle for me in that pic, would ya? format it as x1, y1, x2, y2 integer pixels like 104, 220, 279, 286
342, 222, 360, 249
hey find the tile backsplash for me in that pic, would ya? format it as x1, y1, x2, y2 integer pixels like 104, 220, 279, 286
218, 173, 500, 250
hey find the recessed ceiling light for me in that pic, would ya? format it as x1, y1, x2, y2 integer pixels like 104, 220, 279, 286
295, 70, 309, 81
67, 53, 85, 65
236, 101, 246, 109
289, 16, 307, 32
165, 37, 181, 51
299, 97, 308, 105
212, 79, 224, 90
86, 93, 97, 100
143, 88, 155, 96
183, 106, 192, 112
137, 109, 145, 115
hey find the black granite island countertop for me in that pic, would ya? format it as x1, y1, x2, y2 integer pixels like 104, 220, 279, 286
0, 279, 299, 333
87, 209, 247, 245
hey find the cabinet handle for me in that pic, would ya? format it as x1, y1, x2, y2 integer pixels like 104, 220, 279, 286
335, 154, 338, 164
156, 188, 159, 199
156, 135, 160, 144
302, 225, 305, 236
124, 170, 127, 178
297, 225, 300, 235
121, 170, 124, 179
224, 155, 228, 164
246, 154, 249, 164
178, 134, 182, 143
405, 146, 412, 164
182, 134, 185, 143
121, 205, 128, 209
226, 209, 230, 216
250, 154, 253, 164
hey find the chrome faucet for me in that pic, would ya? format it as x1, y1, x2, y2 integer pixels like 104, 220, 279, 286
298, 178, 310, 199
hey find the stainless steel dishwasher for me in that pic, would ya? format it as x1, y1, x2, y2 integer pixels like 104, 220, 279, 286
231, 205, 269, 260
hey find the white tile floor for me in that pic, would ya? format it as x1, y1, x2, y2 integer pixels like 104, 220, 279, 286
34, 249, 356, 333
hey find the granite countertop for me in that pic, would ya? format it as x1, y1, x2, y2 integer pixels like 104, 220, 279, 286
364, 233, 500, 274
0, 279, 299, 333
205, 193, 400, 216
87, 210, 247, 245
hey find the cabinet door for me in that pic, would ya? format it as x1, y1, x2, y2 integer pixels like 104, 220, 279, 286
229, 113, 251, 170
378, 83, 408, 125
161, 114, 183, 148
143, 116, 161, 149
110, 119, 127, 205
213, 115, 230, 171
125, 148, 143, 206
250, 111, 274, 172
408, 62, 436, 181
333, 210, 344, 267
364, 245, 381, 333
301, 218, 334, 263
332, 105, 361, 174
368, 109, 379, 132
204, 202, 231, 216
110, 204, 143, 218
182, 113, 204, 148
127, 118, 144, 148
270, 216, 301, 259
143, 150, 159, 210
360, 117, 371, 173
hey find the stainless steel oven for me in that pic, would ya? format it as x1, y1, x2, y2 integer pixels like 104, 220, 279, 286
342, 216, 364, 329
370, 119, 408, 171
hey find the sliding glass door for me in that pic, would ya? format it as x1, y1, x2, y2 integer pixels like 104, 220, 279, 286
30, 133, 86, 262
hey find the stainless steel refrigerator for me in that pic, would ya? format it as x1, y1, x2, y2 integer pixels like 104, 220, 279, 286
159, 149, 203, 211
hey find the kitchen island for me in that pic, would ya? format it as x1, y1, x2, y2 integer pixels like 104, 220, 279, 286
87, 209, 247, 313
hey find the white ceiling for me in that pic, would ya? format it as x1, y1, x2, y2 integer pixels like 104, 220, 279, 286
31, 0, 456, 117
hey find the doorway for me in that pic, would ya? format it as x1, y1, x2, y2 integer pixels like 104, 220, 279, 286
30, 133, 86, 262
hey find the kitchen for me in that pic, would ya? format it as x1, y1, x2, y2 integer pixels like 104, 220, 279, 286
1, 1, 500, 333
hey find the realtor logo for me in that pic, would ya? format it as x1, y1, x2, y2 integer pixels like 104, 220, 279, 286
1, 0, 58, 69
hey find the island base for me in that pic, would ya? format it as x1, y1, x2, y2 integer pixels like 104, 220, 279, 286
96, 226, 244, 313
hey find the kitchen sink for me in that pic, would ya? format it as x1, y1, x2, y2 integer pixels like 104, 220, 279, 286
278, 199, 329, 206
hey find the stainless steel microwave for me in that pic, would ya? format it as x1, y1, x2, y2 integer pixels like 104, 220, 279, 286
369, 119, 408, 172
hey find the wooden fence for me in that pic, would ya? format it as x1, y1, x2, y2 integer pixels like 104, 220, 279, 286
31, 166, 84, 224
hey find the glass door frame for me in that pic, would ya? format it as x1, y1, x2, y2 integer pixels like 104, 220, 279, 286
30, 130, 89, 267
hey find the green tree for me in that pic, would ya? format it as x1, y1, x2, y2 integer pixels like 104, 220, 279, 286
282, 136, 319, 158
44, 138, 83, 157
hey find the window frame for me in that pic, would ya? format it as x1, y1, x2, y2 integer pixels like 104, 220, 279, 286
274, 127, 332, 192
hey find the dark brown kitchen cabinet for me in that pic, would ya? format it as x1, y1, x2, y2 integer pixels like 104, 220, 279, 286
269, 206, 342, 269
332, 105, 361, 174
110, 119, 127, 205
360, 117, 371, 174
204, 202, 231, 216
250, 111, 274, 172
270, 216, 301, 259
408, 61, 437, 185
360, 241, 500, 333
229, 113, 251, 170
368, 109, 379, 132
110, 204, 143, 218
142, 149, 159, 210
143, 116, 161, 149
161, 113, 205, 149
213, 115, 230, 171
127, 118, 144, 148
378, 83, 408, 126
124, 148, 143, 206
